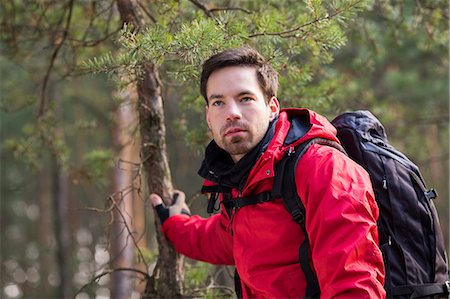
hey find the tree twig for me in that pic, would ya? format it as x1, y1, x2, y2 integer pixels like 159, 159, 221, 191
137, 0, 157, 23
209, 7, 252, 14
109, 186, 149, 268
73, 267, 151, 298
188, 0, 214, 18
39, 0, 75, 117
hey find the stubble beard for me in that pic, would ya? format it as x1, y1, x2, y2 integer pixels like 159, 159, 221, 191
214, 120, 270, 156
221, 135, 253, 156
214, 121, 254, 156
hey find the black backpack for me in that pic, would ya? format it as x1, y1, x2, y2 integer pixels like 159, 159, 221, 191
275, 110, 450, 298
221, 110, 449, 298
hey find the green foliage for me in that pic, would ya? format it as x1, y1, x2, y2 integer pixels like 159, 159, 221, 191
85, 0, 373, 149
327, 0, 449, 248
3, 112, 69, 171
184, 261, 233, 298
82, 149, 115, 184
137, 247, 157, 265
184, 261, 212, 288
88, 0, 370, 86
0, 57, 37, 112
330, 0, 448, 114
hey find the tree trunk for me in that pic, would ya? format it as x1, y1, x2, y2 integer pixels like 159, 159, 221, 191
52, 89, 71, 298
425, 123, 449, 249
52, 152, 71, 298
137, 63, 184, 298
37, 163, 53, 298
110, 85, 138, 299
115, 0, 184, 297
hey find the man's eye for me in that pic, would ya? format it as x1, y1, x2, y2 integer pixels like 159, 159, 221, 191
212, 101, 223, 106
241, 97, 253, 102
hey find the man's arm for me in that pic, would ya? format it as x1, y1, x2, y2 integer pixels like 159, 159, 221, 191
296, 144, 386, 298
151, 192, 234, 265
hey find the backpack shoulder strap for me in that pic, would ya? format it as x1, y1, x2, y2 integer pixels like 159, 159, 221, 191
272, 137, 345, 211
273, 138, 344, 298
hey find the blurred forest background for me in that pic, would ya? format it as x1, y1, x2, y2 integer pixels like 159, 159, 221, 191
1, 0, 448, 298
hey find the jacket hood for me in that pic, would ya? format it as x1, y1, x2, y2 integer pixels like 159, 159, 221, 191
273, 108, 339, 148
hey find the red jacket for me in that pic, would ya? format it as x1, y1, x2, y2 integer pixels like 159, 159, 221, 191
162, 109, 385, 298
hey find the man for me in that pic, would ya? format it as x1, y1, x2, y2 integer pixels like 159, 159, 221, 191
151, 47, 385, 298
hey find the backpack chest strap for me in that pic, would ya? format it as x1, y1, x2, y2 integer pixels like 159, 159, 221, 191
221, 191, 274, 211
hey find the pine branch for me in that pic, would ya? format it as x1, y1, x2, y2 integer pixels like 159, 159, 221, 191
249, 0, 363, 38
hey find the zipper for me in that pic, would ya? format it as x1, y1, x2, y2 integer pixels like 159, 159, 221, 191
382, 176, 388, 190
287, 146, 295, 156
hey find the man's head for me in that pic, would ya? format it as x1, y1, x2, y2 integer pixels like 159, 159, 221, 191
200, 47, 279, 103
201, 47, 280, 162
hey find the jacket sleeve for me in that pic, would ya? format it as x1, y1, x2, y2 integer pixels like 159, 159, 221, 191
161, 208, 235, 265
296, 144, 386, 299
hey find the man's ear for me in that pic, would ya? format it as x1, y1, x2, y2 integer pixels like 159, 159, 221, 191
268, 97, 280, 121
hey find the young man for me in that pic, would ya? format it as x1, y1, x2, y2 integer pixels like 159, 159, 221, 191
151, 47, 386, 298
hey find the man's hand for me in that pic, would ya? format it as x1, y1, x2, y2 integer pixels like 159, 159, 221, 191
150, 190, 191, 225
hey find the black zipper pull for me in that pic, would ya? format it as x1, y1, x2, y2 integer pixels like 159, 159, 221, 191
207, 193, 218, 214
227, 208, 236, 236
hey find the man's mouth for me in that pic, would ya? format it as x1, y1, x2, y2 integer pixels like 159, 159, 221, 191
224, 127, 246, 137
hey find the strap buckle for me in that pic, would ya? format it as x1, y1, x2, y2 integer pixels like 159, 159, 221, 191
424, 188, 438, 200
291, 209, 304, 224
259, 192, 272, 203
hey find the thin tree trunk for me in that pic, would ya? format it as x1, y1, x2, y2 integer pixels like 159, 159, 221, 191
52, 151, 71, 298
52, 89, 71, 298
37, 163, 53, 298
425, 124, 443, 188
425, 123, 449, 248
110, 85, 137, 299
138, 63, 184, 298
115, 1, 184, 297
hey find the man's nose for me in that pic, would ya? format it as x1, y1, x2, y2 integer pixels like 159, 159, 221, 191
226, 101, 242, 120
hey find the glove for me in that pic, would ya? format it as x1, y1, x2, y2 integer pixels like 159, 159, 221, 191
150, 190, 191, 225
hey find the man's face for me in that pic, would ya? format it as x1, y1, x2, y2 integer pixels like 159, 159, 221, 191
205, 66, 279, 162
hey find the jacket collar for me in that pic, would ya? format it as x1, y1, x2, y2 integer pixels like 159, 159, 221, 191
198, 119, 277, 190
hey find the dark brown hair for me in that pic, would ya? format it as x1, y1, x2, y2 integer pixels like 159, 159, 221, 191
200, 47, 278, 103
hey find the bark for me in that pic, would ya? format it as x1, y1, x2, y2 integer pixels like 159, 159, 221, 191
138, 63, 184, 298
115, 0, 185, 297
110, 85, 138, 299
